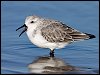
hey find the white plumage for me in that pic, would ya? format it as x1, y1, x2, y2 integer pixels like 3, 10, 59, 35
16, 15, 95, 57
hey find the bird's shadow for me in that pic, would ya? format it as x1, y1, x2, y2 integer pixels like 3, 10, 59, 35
28, 55, 79, 74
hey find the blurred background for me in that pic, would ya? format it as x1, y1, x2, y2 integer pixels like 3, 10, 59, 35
1, 1, 99, 74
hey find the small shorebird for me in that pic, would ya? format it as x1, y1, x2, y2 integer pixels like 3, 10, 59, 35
16, 15, 95, 57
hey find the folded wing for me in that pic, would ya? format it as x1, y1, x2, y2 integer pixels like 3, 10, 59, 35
41, 22, 90, 43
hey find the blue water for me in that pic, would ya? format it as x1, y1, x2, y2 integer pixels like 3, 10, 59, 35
1, 1, 99, 74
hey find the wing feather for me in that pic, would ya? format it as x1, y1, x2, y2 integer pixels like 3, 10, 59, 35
41, 21, 89, 43
41, 22, 72, 42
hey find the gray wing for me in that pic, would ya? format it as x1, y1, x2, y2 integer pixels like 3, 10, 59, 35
41, 22, 89, 43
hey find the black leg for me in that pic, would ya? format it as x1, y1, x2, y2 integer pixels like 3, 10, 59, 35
49, 50, 54, 57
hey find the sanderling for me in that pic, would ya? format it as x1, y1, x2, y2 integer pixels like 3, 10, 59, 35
16, 15, 95, 57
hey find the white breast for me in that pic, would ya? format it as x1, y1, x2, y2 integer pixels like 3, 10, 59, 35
26, 29, 68, 50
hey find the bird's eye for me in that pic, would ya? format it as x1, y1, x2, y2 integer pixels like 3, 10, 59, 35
30, 21, 34, 23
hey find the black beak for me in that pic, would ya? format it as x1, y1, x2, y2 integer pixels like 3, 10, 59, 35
16, 24, 27, 37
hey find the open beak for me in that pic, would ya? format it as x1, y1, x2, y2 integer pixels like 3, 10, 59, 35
16, 24, 28, 37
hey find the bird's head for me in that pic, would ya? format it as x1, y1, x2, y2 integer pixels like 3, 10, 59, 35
16, 15, 40, 37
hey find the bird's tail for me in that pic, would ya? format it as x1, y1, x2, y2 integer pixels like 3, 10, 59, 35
70, 32, 96, 41
84, 33, 96, 39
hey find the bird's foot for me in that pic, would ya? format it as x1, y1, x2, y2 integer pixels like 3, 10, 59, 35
49, 50, 54, 57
